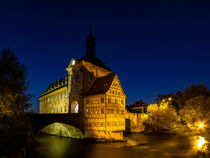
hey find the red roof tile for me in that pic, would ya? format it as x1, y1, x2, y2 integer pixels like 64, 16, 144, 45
86, 73, 115, 96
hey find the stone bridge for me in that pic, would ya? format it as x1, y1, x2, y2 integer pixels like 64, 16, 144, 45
31, 113, 84, 134
31, 113, 146, 139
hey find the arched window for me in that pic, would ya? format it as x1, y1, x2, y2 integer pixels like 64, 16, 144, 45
71, 101, 79, 113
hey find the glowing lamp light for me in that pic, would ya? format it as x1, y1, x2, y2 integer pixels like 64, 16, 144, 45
199, 123, 204, 128
72, 60, 75, 66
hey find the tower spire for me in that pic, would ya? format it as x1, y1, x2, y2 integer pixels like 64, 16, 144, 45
89, 24, 92, 35
86, 24, 96, 58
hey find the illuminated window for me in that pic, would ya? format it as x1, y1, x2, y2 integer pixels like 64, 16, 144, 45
115, 99, 118, 104
101, 97, 104, 103
121, 100, 124, 104
86, 99, 89, 104
111, 108, 114, 114
101, 122, 104, 127
121, 110, 124, 114
107, 108, 110, 114
116, 109, 119, 114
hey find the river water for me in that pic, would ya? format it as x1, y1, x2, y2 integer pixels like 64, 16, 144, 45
31, 133, 209, 158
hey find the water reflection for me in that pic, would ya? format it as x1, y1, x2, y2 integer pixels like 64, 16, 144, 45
197, 136, 206, 149
31, 133, 210, 158
195, 136, 209, 155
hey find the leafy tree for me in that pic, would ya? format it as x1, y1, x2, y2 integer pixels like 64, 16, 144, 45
145, 100, 180, 133
156, 84, 210, 110
179, 96, 210, 125
0, 49, 31, 118
175, 84, 210, 110
153, 85, 210, 135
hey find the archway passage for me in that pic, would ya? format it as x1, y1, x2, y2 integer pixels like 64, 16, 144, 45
71, 101, 79, 113
40, 122, 84, 139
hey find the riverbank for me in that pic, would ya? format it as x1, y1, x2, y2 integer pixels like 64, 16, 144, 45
30, 133, 209, 158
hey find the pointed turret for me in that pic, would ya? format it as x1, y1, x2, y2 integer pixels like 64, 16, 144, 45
86, 24, 96, 57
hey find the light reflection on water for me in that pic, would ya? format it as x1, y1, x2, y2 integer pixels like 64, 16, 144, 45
197, 136, 206, 148
31, 133, 209, 158
195, 136, 209, 155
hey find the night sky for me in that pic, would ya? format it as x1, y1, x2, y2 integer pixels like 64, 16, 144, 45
0, 0, 210, 113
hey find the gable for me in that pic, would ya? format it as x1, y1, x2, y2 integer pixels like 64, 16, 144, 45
106, 74, 126, 98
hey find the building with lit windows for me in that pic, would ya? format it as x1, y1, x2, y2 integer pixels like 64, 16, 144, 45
39, 25, 126, 140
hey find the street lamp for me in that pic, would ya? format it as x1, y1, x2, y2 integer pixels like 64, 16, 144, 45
199, 123, 204, 128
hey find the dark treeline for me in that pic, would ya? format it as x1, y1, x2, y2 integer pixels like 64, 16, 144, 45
0, 49, 34, 157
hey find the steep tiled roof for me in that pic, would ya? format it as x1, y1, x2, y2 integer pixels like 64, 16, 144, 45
86, 73, 115, 96
40, 76, 68, 97
80, 55, 111, 71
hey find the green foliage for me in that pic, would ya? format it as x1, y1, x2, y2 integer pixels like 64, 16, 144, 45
145, 101, 180, 133
0, 49, 31, 118
148, 85, 210, 135
179, 96, 210, 124
156, 84, 210, 110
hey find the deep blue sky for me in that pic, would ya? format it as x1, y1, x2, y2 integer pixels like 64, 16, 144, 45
0, 0, 210, 113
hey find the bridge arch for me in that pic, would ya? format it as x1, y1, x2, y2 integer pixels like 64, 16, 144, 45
40, 122, 84, 139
